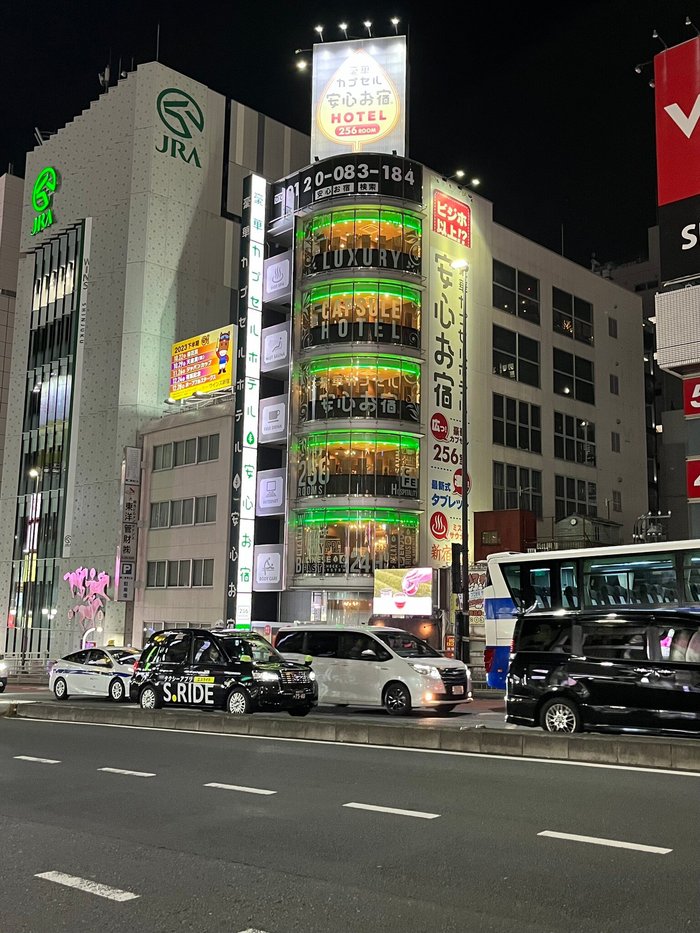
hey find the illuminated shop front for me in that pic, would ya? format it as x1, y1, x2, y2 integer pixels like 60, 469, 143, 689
298, 354, 420, 424
293, 508, 419, 578
301, 280, 421, 350
302, 207, 422, 275
296, 430, 420, 500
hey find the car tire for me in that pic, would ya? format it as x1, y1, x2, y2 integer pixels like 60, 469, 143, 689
540, 696, 582, 734
109, 678, 125, 702
226, 688, 252, 715
383, 682, 412, 716
53, 677, 69, 701
437, 704, 458, 715
139, 685, 161, 710
288, 706, 312, 717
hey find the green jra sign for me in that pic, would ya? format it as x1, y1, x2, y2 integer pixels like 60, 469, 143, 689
30, 166, 58, 236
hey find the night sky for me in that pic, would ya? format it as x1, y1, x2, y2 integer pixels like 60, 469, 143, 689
2, 0, 694, 266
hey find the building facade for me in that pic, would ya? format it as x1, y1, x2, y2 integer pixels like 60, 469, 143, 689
0, 63, 308, 661
0, 173, 22, 476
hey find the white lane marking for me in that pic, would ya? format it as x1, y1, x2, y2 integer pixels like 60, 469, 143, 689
204, 782, 276, 796
35, 871, 140, 901
14, 755, 60, 764
98, 767, 155, 778
13, 718, 700, 779
538, 830, 672, 855
236, 929, 271, 932
343, 801, 440, 820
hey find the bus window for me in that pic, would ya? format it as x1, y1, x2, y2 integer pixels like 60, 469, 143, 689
502, 563, 552, 609
583, 552, 677, 608
560, 563, 578, 608
683, 551, 700, 604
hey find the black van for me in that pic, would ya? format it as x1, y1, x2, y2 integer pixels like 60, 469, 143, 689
130, 628, 317, 716
506, 608, 700, 735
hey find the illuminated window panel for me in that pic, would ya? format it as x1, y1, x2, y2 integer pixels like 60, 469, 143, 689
301, 280, 421, 350
292, 508, 420, 577
296, 430, 420, 499
299, 354, 420, 424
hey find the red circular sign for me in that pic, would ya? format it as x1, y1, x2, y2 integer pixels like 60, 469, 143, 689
430, 412, 449, 440
430, 511, 449, 540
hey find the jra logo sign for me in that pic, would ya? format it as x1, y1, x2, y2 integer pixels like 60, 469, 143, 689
155, 88, 204, 168
30, 166, 58, 236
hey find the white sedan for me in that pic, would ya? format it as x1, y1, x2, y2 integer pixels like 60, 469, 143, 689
49, 647, 140, 702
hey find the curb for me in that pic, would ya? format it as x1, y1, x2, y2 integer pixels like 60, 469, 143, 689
6, 702, 700, 772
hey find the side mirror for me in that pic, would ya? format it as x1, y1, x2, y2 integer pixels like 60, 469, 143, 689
239, 654, 252, 663
304, 655, 313, 666
361, 649, 377, 659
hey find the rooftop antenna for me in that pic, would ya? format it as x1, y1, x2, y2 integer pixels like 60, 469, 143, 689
98, 63, 111, 90
156, 22, 161, 61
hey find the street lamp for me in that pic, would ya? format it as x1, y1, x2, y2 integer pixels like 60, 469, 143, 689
452, 258, 469, 663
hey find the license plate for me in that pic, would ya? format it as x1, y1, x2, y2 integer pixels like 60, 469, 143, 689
452, 685, 464, 695
294, 690, 306, 700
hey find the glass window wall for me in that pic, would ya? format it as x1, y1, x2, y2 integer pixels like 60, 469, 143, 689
293, 508, 420, 577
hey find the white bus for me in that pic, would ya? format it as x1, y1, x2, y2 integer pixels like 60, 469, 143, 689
483, 539, 700, 688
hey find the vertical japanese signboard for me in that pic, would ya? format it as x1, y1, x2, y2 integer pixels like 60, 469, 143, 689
311, 37, 407, 161
654, 36, 700, 283
426, 177, 470, 567
227, 174, 267, 625
115, 447, 141, 602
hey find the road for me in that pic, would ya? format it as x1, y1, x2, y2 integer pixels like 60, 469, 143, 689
1, 715, 699, 932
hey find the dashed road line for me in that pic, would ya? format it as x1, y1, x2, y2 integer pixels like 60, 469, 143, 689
343, 801, 440, 820
98, 767, 155, 778
538, 830, 672, 854
35, 871, 140, 901
204, 782, 277, 796
14, 755, 60, 764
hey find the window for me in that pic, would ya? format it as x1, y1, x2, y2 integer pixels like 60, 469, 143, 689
191, 558, 214, 587
192, 636, 224, 665
305, 631, 339, 658
553, 349, 594, 404
174, 438, 197, 467
515, 617, 571, 652
86, 649, 112, 667
608, 317, 618, 338
170, 498, 194, 527
195, 495, 217, 524
492, 325, 540, 387
492, 260, 540, 324
493, 462, 542, 518
153, 443, 173, 471
162, 633, 190, 664
65, 650, 91, 665
146, 561, 167, 588
555, 475, 597, 521
610, 373, 620, 395
492, 394, 542, 453
581, 624, 648, 660
275, 631, 305, 653
338, 632, 390, 660
167, 560, 191, 587
554, 413, 596, 465
612, 490, 622, 512
197, 434, 219, 463
552, 288, 594, 345
611, 431, 621, 453
150, 501, 170, 529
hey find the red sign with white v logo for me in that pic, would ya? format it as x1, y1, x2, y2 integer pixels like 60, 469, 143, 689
655, 37, 700, 206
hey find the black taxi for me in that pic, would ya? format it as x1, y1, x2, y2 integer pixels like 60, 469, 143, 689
130, 628, 317, 716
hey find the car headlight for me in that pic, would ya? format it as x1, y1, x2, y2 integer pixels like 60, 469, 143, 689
252, 671, 279, 682
0, 662, 7, 673
308, 670, 316, 681
410, 663, 441, 680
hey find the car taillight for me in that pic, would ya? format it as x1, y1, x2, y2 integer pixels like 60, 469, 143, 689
132, 661, 139, 673
510, 639, 515, 654
484, 648, 494, 673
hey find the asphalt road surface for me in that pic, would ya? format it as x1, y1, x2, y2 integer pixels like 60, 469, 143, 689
1, 715, 699, 933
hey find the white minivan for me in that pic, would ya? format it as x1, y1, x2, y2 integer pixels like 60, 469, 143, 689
275, 625, 472, 715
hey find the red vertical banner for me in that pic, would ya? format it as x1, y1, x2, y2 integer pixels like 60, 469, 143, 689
686, 459, 700, 501
683, 375, 700, 417
655, 37, 700, 207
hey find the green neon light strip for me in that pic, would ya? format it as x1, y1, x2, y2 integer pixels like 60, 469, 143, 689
303, 430, 420, 451
306, 355, 421, 378
307, 211, 422, 235
295, 508, 420, 527
305, 281, 421, 303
